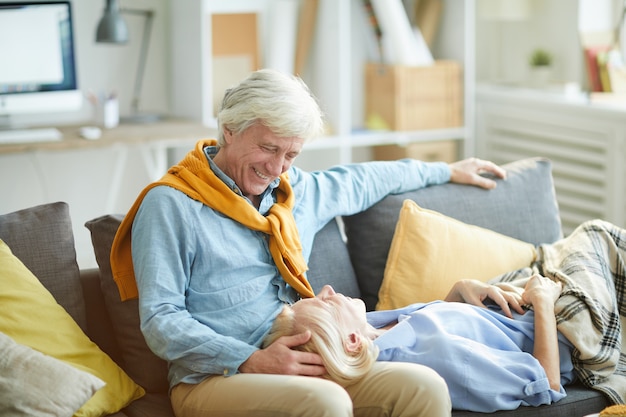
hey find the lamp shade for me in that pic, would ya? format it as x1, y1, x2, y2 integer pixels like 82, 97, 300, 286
95, 0, 128, 43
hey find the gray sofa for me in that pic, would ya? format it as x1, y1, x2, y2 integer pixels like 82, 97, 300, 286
0, 157, 610, 416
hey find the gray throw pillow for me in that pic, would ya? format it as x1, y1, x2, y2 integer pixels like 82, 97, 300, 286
343, 157, 562, 310
85, 214, 169, 394
0, 202, 86, 330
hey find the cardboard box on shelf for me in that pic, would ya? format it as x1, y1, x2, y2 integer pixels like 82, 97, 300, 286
373, 140, 458, 163
365, 61, 462, 131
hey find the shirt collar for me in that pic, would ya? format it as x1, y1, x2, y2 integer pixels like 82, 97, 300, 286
202, 144, 281, 209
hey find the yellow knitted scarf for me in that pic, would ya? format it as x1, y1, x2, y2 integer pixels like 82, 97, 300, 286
110, 139, 314, 301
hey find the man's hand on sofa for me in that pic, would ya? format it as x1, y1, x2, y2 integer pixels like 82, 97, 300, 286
445, 279, 525, 318
448, 157, 506, 189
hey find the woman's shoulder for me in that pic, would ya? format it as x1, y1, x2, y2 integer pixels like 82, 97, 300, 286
367, 302, 433, 327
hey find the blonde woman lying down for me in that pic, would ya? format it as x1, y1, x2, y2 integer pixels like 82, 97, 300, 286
263, 275, 574, 413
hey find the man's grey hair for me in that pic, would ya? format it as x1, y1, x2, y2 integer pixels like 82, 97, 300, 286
216, 69, 326, 146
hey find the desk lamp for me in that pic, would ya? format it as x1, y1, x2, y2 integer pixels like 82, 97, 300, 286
95, 0, 160, 123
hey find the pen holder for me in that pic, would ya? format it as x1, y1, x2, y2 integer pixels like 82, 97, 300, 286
97, 98, 119, 129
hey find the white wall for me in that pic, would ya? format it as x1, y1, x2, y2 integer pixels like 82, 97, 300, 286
23, 0, 170, 126
475, 0, 582, 86
1, 0, 170, 268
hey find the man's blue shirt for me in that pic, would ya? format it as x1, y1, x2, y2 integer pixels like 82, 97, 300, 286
131, 146, 449, 388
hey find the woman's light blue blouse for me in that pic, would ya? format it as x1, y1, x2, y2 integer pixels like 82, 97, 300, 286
131, 145, 450, 388
368, 302, 575, 412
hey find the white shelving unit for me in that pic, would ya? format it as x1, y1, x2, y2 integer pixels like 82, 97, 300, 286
169, 0, 475, 168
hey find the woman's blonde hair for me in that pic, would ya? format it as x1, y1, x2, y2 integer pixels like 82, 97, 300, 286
263, 303, 378, 386
216, 69, 325, 146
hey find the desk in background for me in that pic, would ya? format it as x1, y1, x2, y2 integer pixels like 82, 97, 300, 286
0, 120, 217, 268
1, 120, 217, 212
1, 119, 217, 181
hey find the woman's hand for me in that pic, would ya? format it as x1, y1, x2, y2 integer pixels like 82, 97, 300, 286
445, 279, 525, 318
522, 274, 562, 307
239, 330, 326, 376
521, 274, 562, 391
448, 157, 506, 189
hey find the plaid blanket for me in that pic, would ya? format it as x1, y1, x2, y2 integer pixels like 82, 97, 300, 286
490, 219, 626, 404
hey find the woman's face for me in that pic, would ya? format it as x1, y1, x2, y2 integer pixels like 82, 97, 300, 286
292, 285, 368, 332
213, 123, 304, 202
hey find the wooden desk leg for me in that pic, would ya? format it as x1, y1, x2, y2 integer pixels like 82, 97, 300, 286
105, 143, 128, 214
138, 142, 168, 182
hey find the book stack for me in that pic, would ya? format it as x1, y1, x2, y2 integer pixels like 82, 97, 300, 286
584, 45, 626, 94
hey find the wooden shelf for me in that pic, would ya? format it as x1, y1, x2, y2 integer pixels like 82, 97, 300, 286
306, 127, 465, 150
169, 0, 475, 167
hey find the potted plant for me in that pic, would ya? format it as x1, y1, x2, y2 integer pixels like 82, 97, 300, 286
529, 49, 553, 67
528, 48, 553, 87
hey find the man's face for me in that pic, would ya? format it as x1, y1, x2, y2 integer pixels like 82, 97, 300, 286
292, 285, 369, 333
215, 123, 304, 201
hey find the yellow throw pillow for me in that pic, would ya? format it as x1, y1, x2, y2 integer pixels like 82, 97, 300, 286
376, 200, 537, 310
0, 240, 145, 417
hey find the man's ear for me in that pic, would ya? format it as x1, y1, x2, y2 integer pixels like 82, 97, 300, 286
345, 333, 363, 353
223, 127, 233, 143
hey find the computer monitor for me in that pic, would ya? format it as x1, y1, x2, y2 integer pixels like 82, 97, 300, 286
0, 1, 82, 124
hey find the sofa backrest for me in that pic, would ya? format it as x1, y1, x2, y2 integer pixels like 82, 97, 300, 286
0, 157, 562, 398
343, 157, 563, 310
306, 218, 360, 298
86, 214, 170, 394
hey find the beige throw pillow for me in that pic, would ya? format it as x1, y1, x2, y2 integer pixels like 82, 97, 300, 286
376, 200, 537, 310
0, 332, 105, 417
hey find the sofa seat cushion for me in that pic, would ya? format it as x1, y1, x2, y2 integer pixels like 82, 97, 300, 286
0, 331, 105, 417
344, 157, 563, 311
451, 382, 607, 416
121, 393, 175, 417
0, 202, 86, 330
377, 200, 537, 310
0, 239, 145, 417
